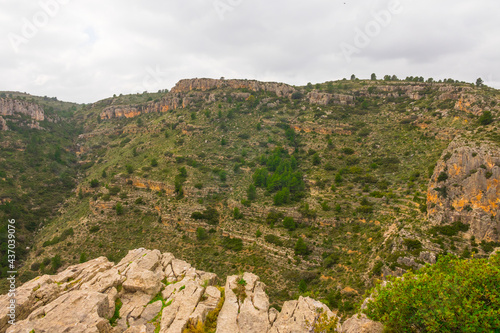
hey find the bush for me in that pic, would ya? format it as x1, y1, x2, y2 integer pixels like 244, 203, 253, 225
295, 238, 311, 256
323, 252, 340, 268
341, 148, 355, 155
196, 227, 208, 241
283, 217, 296, 231
51, 255, 62, 272
115, 203, 124, 215
90, 179, 99, 188
479, 111, 493, 125
273, 187, 290, 206
222, 237, 243, 252
247, 184, 257, 201
403, 238, 422, 251
364, 253, 500, 332
191, 207, 220, 225
430, 221, 469, 237
125, 165, 134, 174
312, 153, 321, 166
265, 234, 284, 247
233, 207, 243, 219
437, 172, 448, 182
89, 225, 100, 233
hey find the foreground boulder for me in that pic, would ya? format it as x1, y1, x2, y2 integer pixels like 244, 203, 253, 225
0, 248, 346, 333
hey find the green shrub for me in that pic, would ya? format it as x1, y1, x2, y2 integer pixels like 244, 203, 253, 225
125, 164, 134, 174
403, 238, 422, 251
233, 207, 243, 219
196, 227, 208, 241
90, 179, 99, 188
115, 203, 124, 215
265, 234, 284, 246
191, 207, 220, 225
430, 221, 469, 237
479, 111, 493, 125
283, 216, 296, 231
294, 238, 311, 256
437, 172, 448, 182
89, 225, 100, 233
222, 237, 243, 251
364, 253, 500, 332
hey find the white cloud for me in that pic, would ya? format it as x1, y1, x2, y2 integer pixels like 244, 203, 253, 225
0, 0, 498, 103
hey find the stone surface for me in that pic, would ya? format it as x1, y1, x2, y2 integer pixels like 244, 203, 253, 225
0, 248, 344, 333
0, 98, 45, 121
427, 138, 500, 242
341, 314, 384, 333
7, 291, 112, 333
269, 296, 340, 333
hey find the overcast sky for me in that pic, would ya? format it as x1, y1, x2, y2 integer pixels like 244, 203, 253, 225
1, 0, 499, 103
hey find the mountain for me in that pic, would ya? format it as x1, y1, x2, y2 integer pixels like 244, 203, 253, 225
0, 77, 499, 326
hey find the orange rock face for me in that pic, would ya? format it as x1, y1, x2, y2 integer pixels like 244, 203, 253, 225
427, 139, 500, 241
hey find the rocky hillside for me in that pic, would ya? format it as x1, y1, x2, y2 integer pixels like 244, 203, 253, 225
2, 77, 500, 321
0, 248, 381, 333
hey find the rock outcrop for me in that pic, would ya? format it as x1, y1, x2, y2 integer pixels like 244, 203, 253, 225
0, 248, 343, 333
427, 138, 500, 242
171, 78, 296, 98
0, 116, 7, 131
307, 91, 355, 106
101, 78, 298, 120
0, 98, 45, 122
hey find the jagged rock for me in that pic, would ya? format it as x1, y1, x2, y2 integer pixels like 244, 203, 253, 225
7, 291, 112, 333
341, 314, 384, 333
123, 263, 162, 295
397, 257, 424, 270
140, 300, 163, 322
427, 138, 500, 242
0, 98, 45, 121
159, 280, 205, 333
0, 249, 342, 333
269, 296, 340, 333
189, 286, 221, 325
307, 91, 355, 106
0, 116, 7, 131
419, 251, 437, 264
171, 78, 296, 98
0, 257, 113, 332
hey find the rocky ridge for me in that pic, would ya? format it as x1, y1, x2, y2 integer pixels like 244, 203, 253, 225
0, 98, 45, 122
100, 78, 356, 120
0, 248, 381, 333
427, 138, 500, 242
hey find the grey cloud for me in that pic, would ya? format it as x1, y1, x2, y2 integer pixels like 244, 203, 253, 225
0, 0, 498, 103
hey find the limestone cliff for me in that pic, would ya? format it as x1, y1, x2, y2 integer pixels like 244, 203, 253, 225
0, 116, 7, 131
102, 78, 350, 120
0, 98, 45, 122
170, 78, 296, 98
0, 248, 380, 333
427, 138, 500, 242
